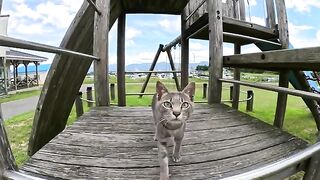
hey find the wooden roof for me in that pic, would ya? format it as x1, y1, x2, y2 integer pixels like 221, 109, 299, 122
5, 49, 48, 62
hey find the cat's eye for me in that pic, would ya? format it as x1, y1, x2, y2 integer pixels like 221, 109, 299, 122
181, 102, 189, 108
163, 101, 172, 108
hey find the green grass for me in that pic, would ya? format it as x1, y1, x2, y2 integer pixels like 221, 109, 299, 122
3, 78, 319, 171
0, 90, 41, 103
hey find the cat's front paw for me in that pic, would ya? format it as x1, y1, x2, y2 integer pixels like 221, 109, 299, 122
172, 154, 182, 162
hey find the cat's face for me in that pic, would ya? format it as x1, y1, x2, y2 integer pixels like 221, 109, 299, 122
156, 81, 195, 127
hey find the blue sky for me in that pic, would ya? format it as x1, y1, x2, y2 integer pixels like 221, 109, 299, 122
2, 0, 320, 65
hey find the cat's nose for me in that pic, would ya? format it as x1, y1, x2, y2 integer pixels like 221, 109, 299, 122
173, 112, 181, 118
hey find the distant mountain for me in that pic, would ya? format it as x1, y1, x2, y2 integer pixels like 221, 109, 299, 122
17, 61, 209, 73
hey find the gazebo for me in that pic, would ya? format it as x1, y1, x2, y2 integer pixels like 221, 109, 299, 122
0, 49, 47, 94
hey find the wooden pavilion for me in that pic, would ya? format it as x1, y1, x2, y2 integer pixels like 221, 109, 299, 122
0, 0, 320, 179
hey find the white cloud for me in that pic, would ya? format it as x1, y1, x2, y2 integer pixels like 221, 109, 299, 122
159, 16, 180, 33
288, 23, 319, 48
286, 0, 320, 13
248, 0, 257, 6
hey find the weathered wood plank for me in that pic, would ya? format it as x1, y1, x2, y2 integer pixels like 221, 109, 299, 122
232, 44, 241, 109
0, 107, 17, 177
117, 13, 126, 106
266, 0, 276, 28
275, 0, 289, 48
274, 71, 289, 128
94, 0, 110, 106
208, 0, 223, 104
181, 8, 189, 89
223, 46, 320, 70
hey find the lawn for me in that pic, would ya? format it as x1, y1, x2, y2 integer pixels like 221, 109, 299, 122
0, 90, 41, 103
3, 76, 319, 170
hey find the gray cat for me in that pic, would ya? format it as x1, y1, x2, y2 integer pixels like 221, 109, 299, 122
152, 81, 195, 180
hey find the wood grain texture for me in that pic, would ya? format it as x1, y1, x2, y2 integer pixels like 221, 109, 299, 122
275, 0, 289, 48
223, 46, 320, 70
117, 13, 126, 106
22, 105, 308, 179
274, 71, 289, 129
208, 0, 223, 104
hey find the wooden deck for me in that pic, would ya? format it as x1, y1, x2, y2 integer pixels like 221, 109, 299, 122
21, 104, 307, 179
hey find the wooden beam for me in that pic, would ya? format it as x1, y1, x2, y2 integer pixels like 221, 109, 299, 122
181, 10, 189, 89
266, 0, 276, 29
275, 0, 289, 48
0, 105, 17, 177
208, 0, 223, 104
139, 44, 163, 96
274, 71, 289, 129
220, 79, 320, 101
166, 49, 180, 91
223, 46, 320, 70
239, 0, 246, 21
232, 44, 241, 109
94, 0, 110, 106
117, 13, 126, 106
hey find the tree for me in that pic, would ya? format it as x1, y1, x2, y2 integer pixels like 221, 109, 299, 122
196, 65, 209, 71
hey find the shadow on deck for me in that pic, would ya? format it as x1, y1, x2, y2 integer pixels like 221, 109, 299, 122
21, 104, 307, 179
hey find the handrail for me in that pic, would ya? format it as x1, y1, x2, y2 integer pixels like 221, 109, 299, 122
185, 0, 207, 21
220, 79, 320, 101
0, 35, 99, 61
221, 141, 320, 180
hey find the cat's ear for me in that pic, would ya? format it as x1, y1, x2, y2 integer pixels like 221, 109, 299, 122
156, 81, 168, 100
182, 82, 195, 101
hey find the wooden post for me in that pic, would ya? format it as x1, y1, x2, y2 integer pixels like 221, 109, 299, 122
166, 49, 180, 91
23, 61, 29, 88
246, 90, 254, 112
110, 83, 115, 101
75, 92, 84, 118
0, 104, 18, 177
140, 44, 163, 96
233, 0, 240, 19
275, 0, 289, 48
0, 0, 2, 14
208, 0, 223, 104
117, 13, 126, 106
203, 83, 207, 99
35, 62, 39, 86
229, 86, 233, 101
181, 9, 189, 89
232, 44, 241, 109
274, 71, 289, 128
303, 137, 320, 180
94, 0, 110, 106
239, 0, 246, 21
266, 0, 276, 28
86, 87, 93, 107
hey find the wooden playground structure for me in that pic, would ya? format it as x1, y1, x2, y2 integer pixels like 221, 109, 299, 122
1, 0, 320, 179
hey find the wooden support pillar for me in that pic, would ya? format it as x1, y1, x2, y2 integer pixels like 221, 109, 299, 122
117, 13, 126, 106
75, 92, 84, 118
0, 104, 18, 177
94, 0, 110, 106
203, 83, 207, 99
229, 86, 233, 101
166, 49, 180, 91
181, 10, 189, 89
274, 71, 289, 128
246, 90, 254, 112
266, 0, 276, 28
35, 62, 39, 86
110, 83, 115, 101
208, 0, 223, 104
232, 44, 241, 109
86, 87, 93, 107
233, 0, 240, 19
140, 44, 163, 96
0, 0, 2, 14
239, 0, 246, 21
23, 61, 29, 88
275, 0, 289, 48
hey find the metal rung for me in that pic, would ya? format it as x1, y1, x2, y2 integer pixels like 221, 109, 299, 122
125, 71, 181, 74
0, 35, 99, 61
126, 93, 155, 96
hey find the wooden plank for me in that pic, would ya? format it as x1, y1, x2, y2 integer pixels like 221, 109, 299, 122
123, 0, 189, 14
220, 79, 320, 101
181, 9, 189, 89
274, 71, 289, 129
94, 0, 110, 106
275, 0, 289, 48
266, 0, 276, 28
166, 49, 181, 91
239, 0, 246, 21
232, 44, 241, 109
208, 0, 223, 104
223, 46, 320, 70
117, 13, 126, 106
0, 105, 17, 177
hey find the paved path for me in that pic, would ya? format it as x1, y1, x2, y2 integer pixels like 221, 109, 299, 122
2, 96, 40, 120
